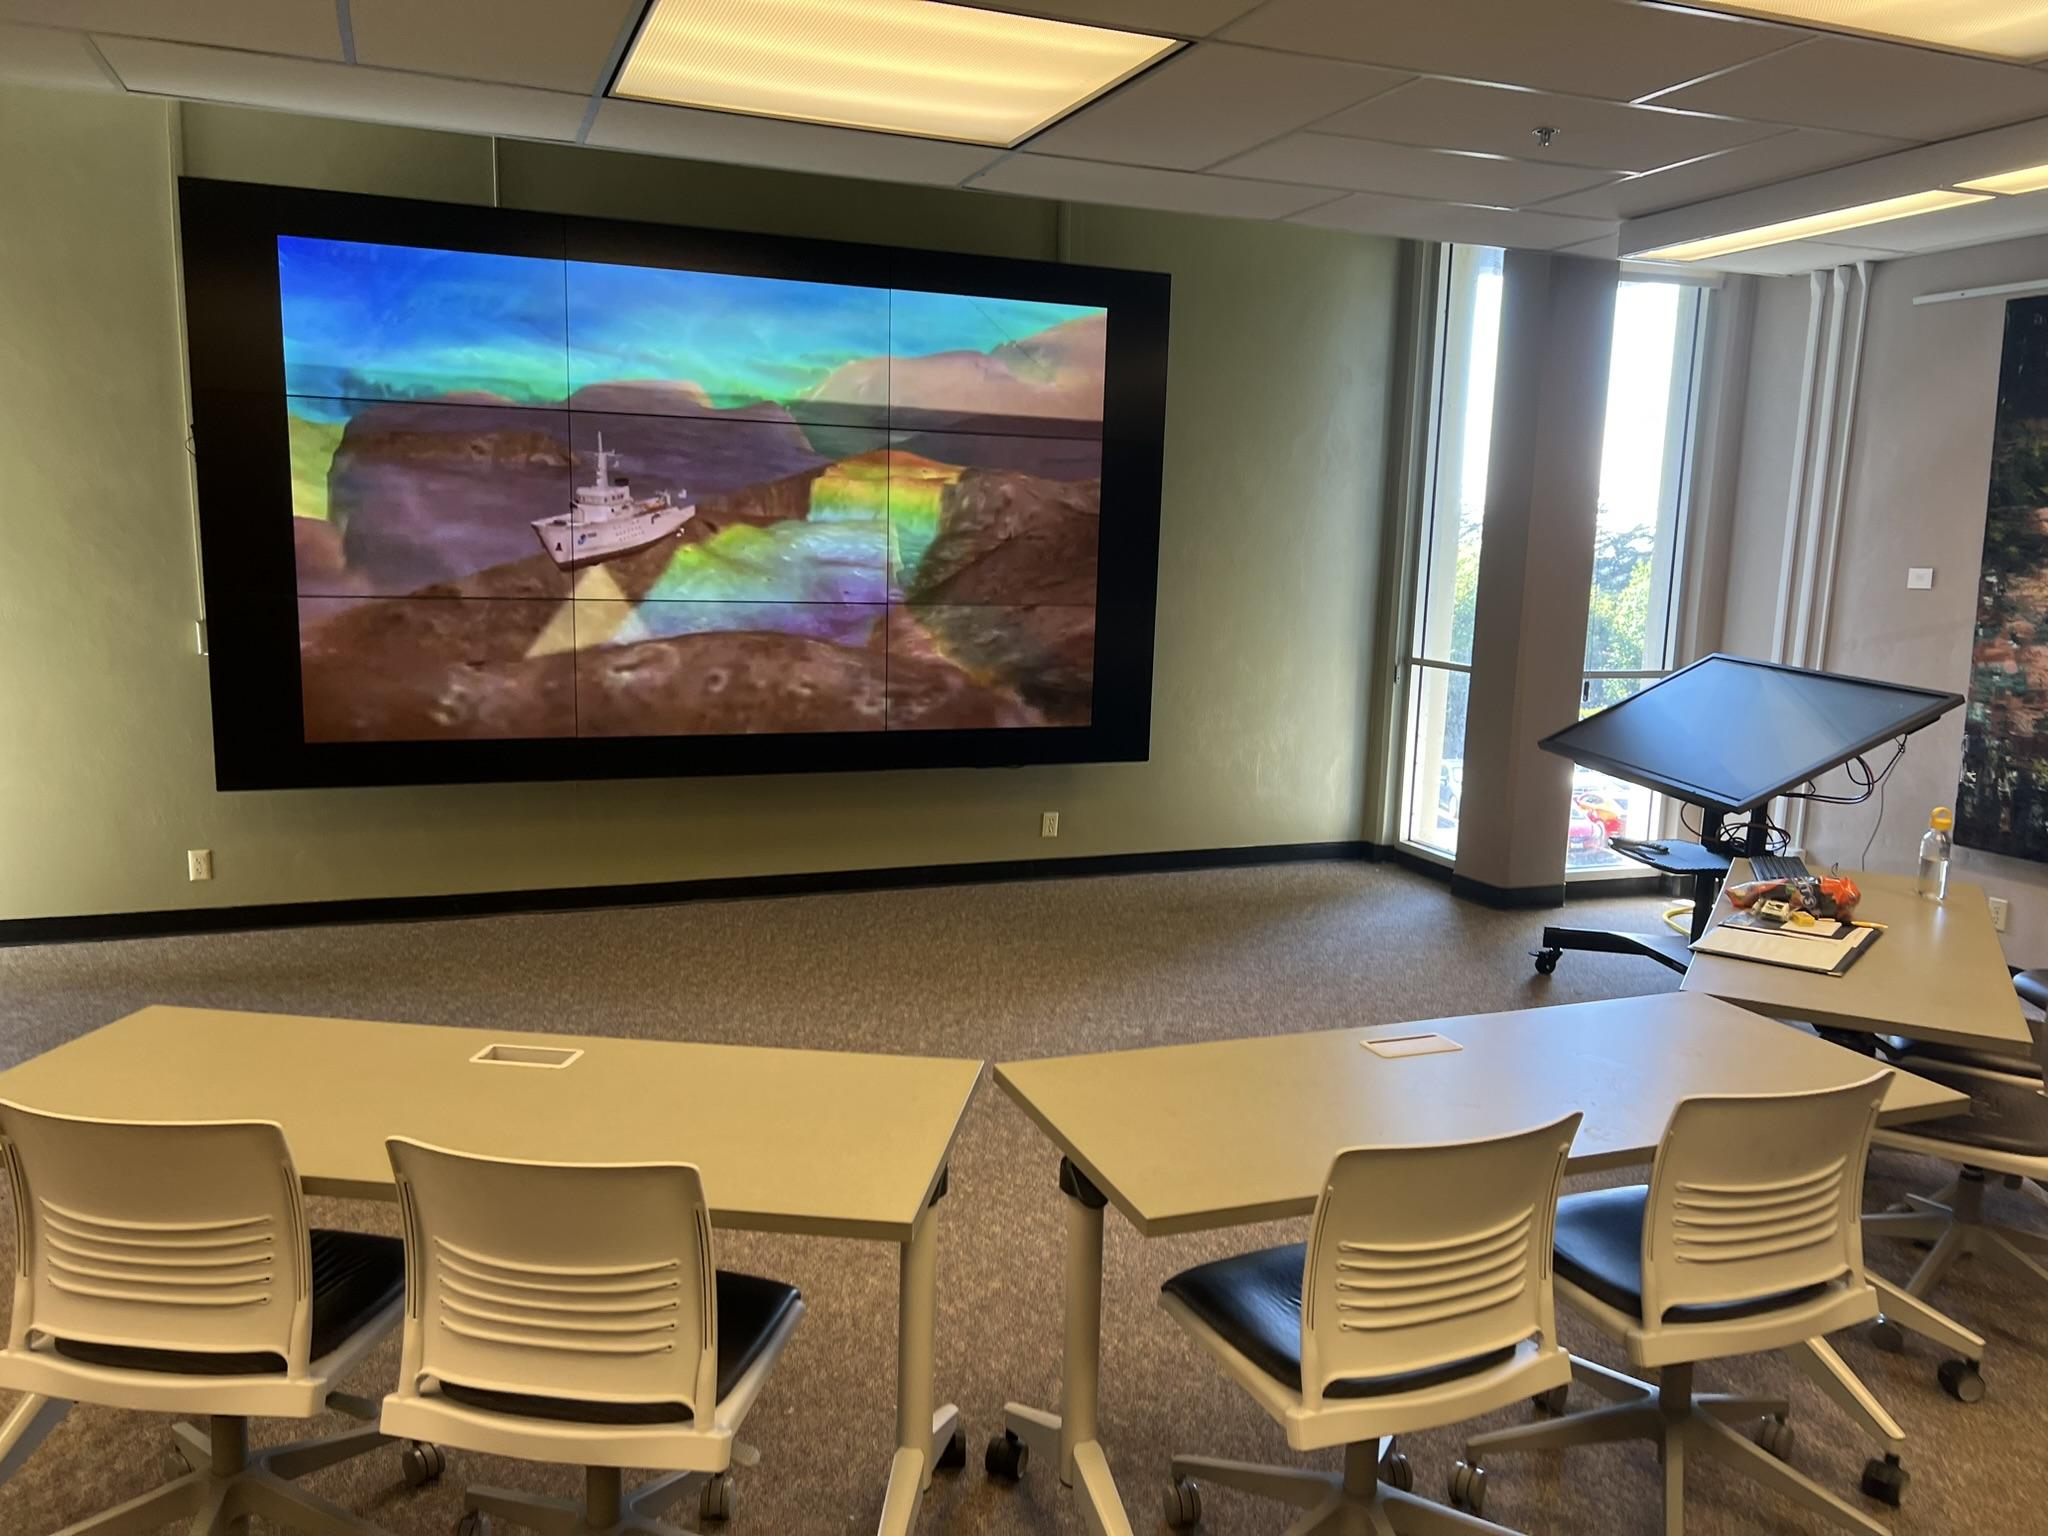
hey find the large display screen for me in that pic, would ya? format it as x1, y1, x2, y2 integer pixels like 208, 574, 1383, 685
181, 180, 1168, 789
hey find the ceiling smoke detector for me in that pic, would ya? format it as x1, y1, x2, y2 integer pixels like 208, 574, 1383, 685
1531, 125, 1561, 149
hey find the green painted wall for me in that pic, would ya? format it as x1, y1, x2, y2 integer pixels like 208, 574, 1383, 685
0, 86, 1401, 921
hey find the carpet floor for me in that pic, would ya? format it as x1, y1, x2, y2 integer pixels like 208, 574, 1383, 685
0, 861, 2041, 1536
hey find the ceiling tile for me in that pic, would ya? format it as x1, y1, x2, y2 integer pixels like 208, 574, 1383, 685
970, 152, 1345, 217
95, 36, 589, 138
1215, 132, 1618, 206
1292, 191, 1616, 250
0, 21, 116, 88
1650, 35, 2048, 139
0, 0, 340, 58
1316, 78, 1780, 173
1221, 0, 1800, 102
1529, 125, 1911, 219
1025, 43, 1408, 169
589, 98, 1003, 187
348, 0, 639, 95
969, 1, 1264, 36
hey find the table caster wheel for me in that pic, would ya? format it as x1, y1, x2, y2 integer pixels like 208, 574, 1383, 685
1754, 1415, 1794, 1462
1163, 1476, 1202, 1529
1868, 1318, 1905, 1353
1379, 1450, 1413, 1493
1532, 1385, 1570, 1416
1532, 948, 1562, 976
1938, 1358, 1985, 1403
985, 1430, 1028, 1482
700, 1470, 735, 1522
455, 1513, 491, 1536
401, 1441, 446, 1487
1449, 1461, 1487, 1515
936, 1427, 967, 1471
1860, 1454, 1908, 1508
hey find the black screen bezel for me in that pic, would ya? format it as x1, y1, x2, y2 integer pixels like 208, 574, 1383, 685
180, 177, 1169, 791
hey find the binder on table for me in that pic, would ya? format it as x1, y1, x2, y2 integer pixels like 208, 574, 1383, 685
1691, 920, 1880, 977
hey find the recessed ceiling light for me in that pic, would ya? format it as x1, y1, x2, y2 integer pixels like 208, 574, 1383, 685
612, 0, 1181, 148
1629, 188, 1990, 261
1672, 2, 2048, 61
1960, 162, 2048, 194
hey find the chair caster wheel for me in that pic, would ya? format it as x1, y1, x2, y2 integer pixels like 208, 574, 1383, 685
455, 1513, 491, 1536
1163, 1476, 1202, 1529
401, 1441, 446, 1487
1449, 1460, 1487, 1515
1754, 1415, 1794, 1462
1869, 1318, 1905, 1353
1379, 1450, 1413, 1493
936, 1427, 967, 1471
1532, 948, 1562, 976
700, 1470, 736, 1522
1860, 1454, 1908, 1508
1938, 1358, 1985, 1403
985, 1430, 1028, 1482
1532, 1385, 1570, 1416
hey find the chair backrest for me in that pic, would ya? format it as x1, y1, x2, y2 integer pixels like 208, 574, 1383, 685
1640, 1071, 1888, 1323
1298, 1113, 1580, 1406
387, 1138, 720, 1417
0, 1099, 314, 1370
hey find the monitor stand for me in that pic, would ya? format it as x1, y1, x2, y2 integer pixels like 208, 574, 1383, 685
1531, 810, 1767, 976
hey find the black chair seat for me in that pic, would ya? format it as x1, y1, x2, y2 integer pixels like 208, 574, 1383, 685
437, 1270, 800, 1425
1161, 1243, 1514, 1399
1884, 1072, 2048, 1159
1553, 1188, 1827, 1324
54, 1229, 403, 1377
2014, 968, 2048, 1014
1882, 1035, 2040, 1080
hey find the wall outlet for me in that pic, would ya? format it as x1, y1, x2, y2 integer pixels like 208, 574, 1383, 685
187, 849, 213, 882
1041, 811, 1060, 839
1989, 895, 2010, 933
1906, 567, 1935, 590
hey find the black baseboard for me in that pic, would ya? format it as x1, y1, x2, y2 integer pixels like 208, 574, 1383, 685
1449, 874, 1568, 909
0, 840, 1375, 949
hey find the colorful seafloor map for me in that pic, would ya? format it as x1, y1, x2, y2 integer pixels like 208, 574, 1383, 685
281, 235, 1107, 741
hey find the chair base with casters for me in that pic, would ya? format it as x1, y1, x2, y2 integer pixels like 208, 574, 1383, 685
457, 1463, 738, 1536
50, 1393, 436, 1536
1165, 1436, 1511, 1536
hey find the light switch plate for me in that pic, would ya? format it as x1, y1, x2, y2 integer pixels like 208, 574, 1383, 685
1907, 567, 1934, 590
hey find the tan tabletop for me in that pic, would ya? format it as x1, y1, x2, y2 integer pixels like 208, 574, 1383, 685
0, 1005, 984, 1242
1681, 864, 2032, 1051
994, 991, 1964, 1238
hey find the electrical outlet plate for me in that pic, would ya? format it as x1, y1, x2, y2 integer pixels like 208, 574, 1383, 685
1041, 811, 1059, 838
1907, 567, 1935, 590
187, 849, 213, 882
1989, 895, 2010, 933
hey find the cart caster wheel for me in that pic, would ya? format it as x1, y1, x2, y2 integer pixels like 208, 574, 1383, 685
1532, 949, 1562, 976
937, 1427, 967, 1471
400, 1441, 446, 1487
1869, 1318, 1905, 1353
700, 1470, 735, 1522
1379, 1450, 1413, 1493
1163, 1476, 1202, 1529
1860, 1454, 1908, 1508
1449, 1461, 1487, 1515
455, 1513, 491, 1536
985, 1430, 1028, 1482
1532, 1385, 1570, 1416
1754, 1415, 1794, 1462
1938, 1358, 1985, 1403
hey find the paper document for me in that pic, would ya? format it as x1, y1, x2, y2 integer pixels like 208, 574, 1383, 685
1719, 910, 1849, 941
1692, 921, 1878, 976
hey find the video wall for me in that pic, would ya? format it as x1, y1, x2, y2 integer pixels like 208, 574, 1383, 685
180, 181, 1168, 788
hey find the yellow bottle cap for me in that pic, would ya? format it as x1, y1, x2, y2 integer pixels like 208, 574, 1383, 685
1931, 806, 1954, 832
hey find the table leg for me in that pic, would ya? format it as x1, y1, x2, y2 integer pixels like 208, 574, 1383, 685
998, 1159, 1135, 1536
877, 1172, 961, 1536
0, 1393, 68, 1483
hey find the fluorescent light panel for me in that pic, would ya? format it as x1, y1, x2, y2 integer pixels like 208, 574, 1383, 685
1632, 188, 1990, 261
1961, 162, 2048, 194
613, 0, 1179, 148
1674, 1, 2048, 61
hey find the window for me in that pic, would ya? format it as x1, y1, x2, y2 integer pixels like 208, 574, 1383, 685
1398, 246, 1504, 858
1567, 279, 1709, 873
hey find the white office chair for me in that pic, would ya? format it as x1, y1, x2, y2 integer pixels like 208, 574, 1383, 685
0, 1099, 425, 1536
1461, 1073, 1906, 1536
1157, 1114, 1583, 1536
380, 1137, 804, 1536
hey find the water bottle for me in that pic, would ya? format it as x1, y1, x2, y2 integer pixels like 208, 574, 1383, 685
1917, 806, 1953, 901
